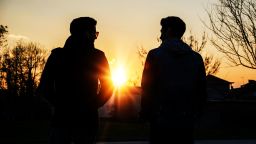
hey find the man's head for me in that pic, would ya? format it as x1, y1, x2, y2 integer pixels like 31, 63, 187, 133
70, 17, 98, 42
160, 16, 186, 41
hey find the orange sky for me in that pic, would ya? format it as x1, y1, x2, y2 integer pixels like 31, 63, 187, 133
0, 0, 255, 88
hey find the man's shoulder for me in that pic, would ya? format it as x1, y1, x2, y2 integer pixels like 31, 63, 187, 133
191, 50, 203, 60
91, 48, 106, 59
51, 47, 62, 52
148, 48, 160, 56
51, 47, 66, 54
148, 48, 159, 53
93, 48, 105, 55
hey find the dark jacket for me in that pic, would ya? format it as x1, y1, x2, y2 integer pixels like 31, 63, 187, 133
37, 46, 113, 123
140, 39, 207, 121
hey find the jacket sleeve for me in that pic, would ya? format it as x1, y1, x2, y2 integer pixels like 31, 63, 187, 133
37, 49, 58, 105
97, 53, 114, 108
140, 50, 156, 121
194, 54, 207, 117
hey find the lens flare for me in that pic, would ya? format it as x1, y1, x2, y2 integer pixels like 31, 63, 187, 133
112, 66, 127, 87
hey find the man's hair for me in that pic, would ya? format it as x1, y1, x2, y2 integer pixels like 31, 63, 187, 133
70, 17, 97, 35
161, 16, 186, 38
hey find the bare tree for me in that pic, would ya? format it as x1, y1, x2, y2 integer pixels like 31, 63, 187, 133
0, 41, 47, 96
137, 46, 148, 67
183, 32, 221, 75
0, 25, 8, 49
0, 25, 8, 93
206, 0, 256, 69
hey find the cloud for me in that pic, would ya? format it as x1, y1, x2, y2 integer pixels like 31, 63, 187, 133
8, 34, 30, 41
7, 34, 30, 47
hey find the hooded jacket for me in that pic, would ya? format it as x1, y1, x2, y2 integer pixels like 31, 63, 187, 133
37, 36, 113, 124
141, 39, 207, 121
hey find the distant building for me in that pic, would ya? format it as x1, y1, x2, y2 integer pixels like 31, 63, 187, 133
230, 80, 256, 100
206, 75, 233, 100
241, 80, 256, 96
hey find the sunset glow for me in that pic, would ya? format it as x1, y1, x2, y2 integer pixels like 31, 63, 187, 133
112, 66, 127, 87
1, 0, 256, 87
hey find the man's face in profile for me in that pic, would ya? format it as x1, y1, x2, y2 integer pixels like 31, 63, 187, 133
82, 27, 98, 42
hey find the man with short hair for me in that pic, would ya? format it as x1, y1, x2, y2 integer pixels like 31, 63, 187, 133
140, 16, 207, 144
38, 17, 113, 144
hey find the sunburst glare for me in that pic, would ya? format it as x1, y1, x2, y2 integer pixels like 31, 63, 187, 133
112, 66, 127, 87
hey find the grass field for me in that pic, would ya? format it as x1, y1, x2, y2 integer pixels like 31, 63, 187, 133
2, 97, 256, 143
2, 117, 256, 144
98, 118, 150, 141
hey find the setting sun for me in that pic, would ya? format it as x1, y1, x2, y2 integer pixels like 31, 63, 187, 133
112, 66, 127, 87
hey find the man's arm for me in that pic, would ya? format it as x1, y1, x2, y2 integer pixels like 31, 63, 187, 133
140, 50, 155, 121
195, 54, 207, 117
37, 49, 58, 105
97, 53, 114, 108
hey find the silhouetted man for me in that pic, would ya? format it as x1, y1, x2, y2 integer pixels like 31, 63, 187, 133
140, 16, 207, 144
37, 17, 113, 144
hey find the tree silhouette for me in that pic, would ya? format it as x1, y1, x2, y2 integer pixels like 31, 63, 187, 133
0, 25, 8, 94
0, 25, 8, 50
0, 41, 47, 97
206, 0, 256, 69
